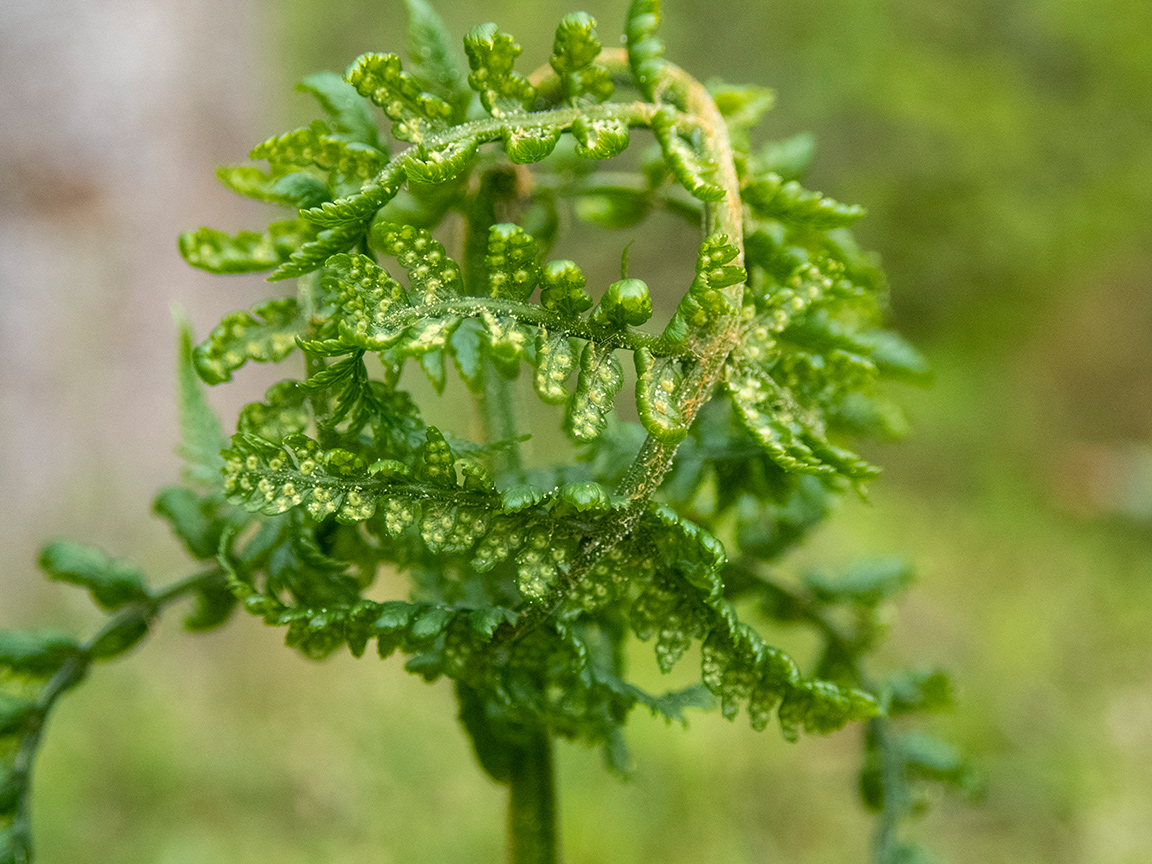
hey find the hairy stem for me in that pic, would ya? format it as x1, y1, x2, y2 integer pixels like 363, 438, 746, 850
507, 730, 559, 864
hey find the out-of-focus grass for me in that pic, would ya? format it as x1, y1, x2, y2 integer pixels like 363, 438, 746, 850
8, 0, 1152, 860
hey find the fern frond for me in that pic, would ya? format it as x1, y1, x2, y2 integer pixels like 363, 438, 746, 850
404, 0, 469, 111
463, 24, 537, 117
297, 71, 382, 148
178, 222, 308, 274
192, 298, 302, 384
625, 0, 669, 102
347, 52, 454, 144
550, 13, 613, 106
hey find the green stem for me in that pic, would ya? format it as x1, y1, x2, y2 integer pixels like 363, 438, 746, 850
459, 168, 557, 863
343, 295, 679, 356
480, 366, 523, 475
507, 729, 559, 864
870, 717, 908, 863
7, 569, 225, 864
297, 274, 337, 447
464, 168, 527, 477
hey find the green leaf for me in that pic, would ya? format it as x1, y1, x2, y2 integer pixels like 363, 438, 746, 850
634, 348, 686, 443
404, 0, 468, 109
90, 613, 150, 660
481, 310, 533, 371
565, 342, 624, 442
646, 504, 726, 593
268, 219, 366, 280
594, 277, 652, 328
727, 366, 866, 478
450, 319, 485, 391
472, 517, 528, 572
550, 13, 613, 105
573, 188, 648, 228
237, 380, 310, 442
458, 457, 495, 493
469, 607, 517, 637
418, 426, 457, 487
500, 485, 544, 512
708, 80, 774, 152
178, 222, 306, 274
777, 680, 879, 741
0, 630, 80, 679
298, 71, 382, 148
406, 136, 480, 183
539, 259, 593, 316
0, 694, 36, 737
323, 252, 411, 351
404, 318, 464, 364
346, 53, 453, 144
501, 126, 562, 164
456, 681, 513, 782
193, 298, 301, 385
533, 330, 576, 404
651, 106, 726, 202
886, 669, 954, 716
486, 223, 540, 301
753, 132, 816, 181
857, 330, 932, 382
39, 541, 148, 611
803, 558, 914, 606
557, 481, 610, 512
373, 222, 464, 303
153, 487, 228, 560
463, 23, 536, 117
570, 116, 631, 160
299, 161, 407, 230
420, 503, 489, 553
743, 172, 865, 229
900, 731, 975, 791
0, 767, 22, 816
625, 0, 668, 102
182, 579, 239, 632
516, 528, 566, 601
250, 123, 386, 190
409, 604, 454, 641
222, 433, 389, 522
663, 233, 743, 340
215, 166, 330, 209
173, 312, 226, 485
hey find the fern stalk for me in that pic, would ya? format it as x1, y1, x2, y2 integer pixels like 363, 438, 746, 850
507, 731, 559, 864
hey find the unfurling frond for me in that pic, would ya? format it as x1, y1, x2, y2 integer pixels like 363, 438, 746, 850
10, 4, 954, 862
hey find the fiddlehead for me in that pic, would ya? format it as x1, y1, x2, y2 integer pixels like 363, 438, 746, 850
6, 1, 970, 861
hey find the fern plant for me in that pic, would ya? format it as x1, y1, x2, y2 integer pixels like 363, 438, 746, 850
0, 2, 974, 862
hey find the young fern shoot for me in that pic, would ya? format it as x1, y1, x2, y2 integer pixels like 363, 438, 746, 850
0, 2, 974, 862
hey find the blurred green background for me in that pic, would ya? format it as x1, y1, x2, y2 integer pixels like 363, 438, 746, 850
1, 0, 1151, 861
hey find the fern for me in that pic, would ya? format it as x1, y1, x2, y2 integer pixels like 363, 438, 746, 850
0, 2, 972, 862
